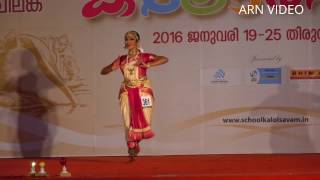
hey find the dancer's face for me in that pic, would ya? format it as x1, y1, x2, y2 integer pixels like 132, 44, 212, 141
125, 32, 138, 50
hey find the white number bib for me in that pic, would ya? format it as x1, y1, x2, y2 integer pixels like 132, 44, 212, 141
141, 96, 152, 108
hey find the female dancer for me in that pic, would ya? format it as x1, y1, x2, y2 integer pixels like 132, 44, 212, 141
101, 31, 168, 159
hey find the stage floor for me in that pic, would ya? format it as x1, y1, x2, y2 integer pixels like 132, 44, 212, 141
0, 154, 319, 179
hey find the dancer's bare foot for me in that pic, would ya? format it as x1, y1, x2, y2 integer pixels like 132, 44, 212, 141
128, 148, 136, 161
134, 144, 140, 156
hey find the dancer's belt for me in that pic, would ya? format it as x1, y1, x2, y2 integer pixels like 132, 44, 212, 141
123, 78, 148, 87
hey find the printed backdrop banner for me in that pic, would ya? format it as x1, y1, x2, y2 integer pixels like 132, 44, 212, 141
0, 0, 319, 157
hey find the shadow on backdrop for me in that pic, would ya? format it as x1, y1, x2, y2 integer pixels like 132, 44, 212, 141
15, 49, 57, 157
254, 75, 318, 153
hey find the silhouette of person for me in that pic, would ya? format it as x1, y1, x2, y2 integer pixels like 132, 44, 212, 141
15, 49, 56, 157
250, 67, 318, 153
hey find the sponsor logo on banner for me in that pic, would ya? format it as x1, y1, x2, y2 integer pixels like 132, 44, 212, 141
213, 69, 227, 83
202, 68, 241, 86
249, 68, 282, 84
290, 69, 320, 79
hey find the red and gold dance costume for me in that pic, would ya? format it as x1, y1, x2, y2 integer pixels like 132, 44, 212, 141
111, 52, 155, 154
